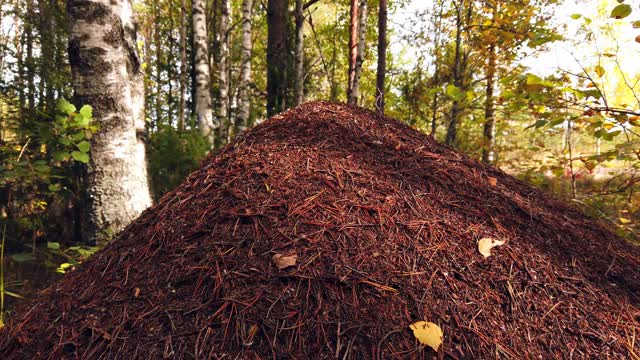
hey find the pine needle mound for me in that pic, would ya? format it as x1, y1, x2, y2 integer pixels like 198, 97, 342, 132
2, 102, 639, 358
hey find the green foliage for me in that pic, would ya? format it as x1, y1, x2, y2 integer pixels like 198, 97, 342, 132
610, 4, 632, 19
0, 98, 97, 255
148, 126, 210, 198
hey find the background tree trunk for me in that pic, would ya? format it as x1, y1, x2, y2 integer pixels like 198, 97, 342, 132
237, 0, 253, 131
192, 0, 215, 146
67, 0, 153, 242
218, 0, 230, 142
375, 0, 387, 114
350, 0, 366, 105
178, 0, 187, 131
445, 0, 464, 146
266, 0, 289, 116
25, 0, 34, 110
482, 42, 497, 163
294, 0, 304, 106
430, 0, 443, 136
154, 0, 162, 128
346, 0, 358, 104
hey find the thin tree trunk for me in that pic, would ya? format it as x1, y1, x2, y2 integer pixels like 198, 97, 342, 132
329, 7, 338, 101
266, 0, 289, 116
192, 0, 215, 146
430, 0, 443, 136
218, 0, 230, 142
17, 28, 25, 113
346, 0, 358, 104
67, 0, 153, 242
144, 25, 153, 134
25, 0, 34, 109
178, 0, 187, 131
37, 0, 55, 113
294, 0, 304, 106
445, 0, 464, 146
350, 0, 366, 105
237, 0, 253, 131
168, 0, 175, 119
375, 0, 387, 114
154, 0, 162, 128
481, 42, 497, 163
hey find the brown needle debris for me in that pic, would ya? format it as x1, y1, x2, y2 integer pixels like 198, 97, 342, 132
1, 102, 638, 359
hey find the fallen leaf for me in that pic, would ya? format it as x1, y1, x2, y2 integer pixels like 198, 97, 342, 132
487, 177, 497, 186
619, 217, 631, 224
134, 288, 140, 297
478, 237, 506, 258
272, 253, 297, 270
409, 321, 443, 352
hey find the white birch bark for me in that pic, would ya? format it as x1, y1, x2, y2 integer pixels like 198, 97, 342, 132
237, 0, 253, 132
192, 0, 215, 146
67, 0, 152, 241
218, 0, 231, 141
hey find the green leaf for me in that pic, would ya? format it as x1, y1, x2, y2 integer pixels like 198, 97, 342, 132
47, 242, 61, 250
610, 4, 632, 19
526, 120, 548, 129
581, 89, 603, 100
79, 105, 92, 119
56, 98, 76, 115
48, 183, 61, 192
33, 164, 50, 174
71, 151, 90, 163
525, 74, 550, 90
73, 112, 90, 128
632, 20, 640, 28
570, 14, 581, 20
71, 131, 85, 142
77, 140, 91, 153
594, 65, 605, 77
11, 253, 35, 262
445, 84, 465, 101
52, 151, 69, 161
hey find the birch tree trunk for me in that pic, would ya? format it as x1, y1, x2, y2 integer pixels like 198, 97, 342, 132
154, 0, 162, 127
293, 0, 304, 106
192, 0, 215, 146
346, 0, 358, 105
237, 0, 252, 132
67, 0, 152, 242
218, 0, 230, 142
178, 0, 187, 131
375, 0, 387, 113
350, 0, 366, 105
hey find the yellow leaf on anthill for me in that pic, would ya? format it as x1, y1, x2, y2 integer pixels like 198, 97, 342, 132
619, 217, 631, 224
272, 253, 297, 270
478, 237, 506, 258
409, 321, 443, 352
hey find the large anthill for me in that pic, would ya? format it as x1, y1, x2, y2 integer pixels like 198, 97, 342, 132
1, 102, 638, 358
